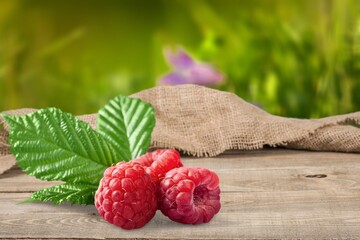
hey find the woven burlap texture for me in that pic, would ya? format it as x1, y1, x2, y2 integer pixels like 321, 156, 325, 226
1, 84, 360, 158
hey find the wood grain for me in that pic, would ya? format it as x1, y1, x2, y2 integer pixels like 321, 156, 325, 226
0, 149, 360, 239
0, 155, 16, 175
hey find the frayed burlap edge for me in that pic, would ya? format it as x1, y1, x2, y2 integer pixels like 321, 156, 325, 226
1, 85, 359, 160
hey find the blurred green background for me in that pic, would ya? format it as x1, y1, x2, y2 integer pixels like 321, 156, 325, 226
0, 0, 359, 118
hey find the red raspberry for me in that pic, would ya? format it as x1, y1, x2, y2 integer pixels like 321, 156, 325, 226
94, 161, 157, 230
159, 167, 221, 225
132, 149, 183, 184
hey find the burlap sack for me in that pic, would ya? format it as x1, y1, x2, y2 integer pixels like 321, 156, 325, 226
1, 84, 359, 162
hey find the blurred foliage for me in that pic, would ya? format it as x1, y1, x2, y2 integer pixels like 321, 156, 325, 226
0, 0, 359, 118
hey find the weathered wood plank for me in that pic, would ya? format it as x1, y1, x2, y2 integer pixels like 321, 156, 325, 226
0, 167, 62, 192
1, 164, 360, 194
0, 155, 16, 175
0, 190, 360, 239
0, 149, 360, 239
1, 150, 360, 193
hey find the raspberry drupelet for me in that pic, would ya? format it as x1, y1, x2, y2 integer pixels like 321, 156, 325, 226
132, 149, 183, 184
94, 161, 157, 230
159, 167, 221, 224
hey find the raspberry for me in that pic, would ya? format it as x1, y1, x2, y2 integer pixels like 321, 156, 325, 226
94, 161, 157, 230
159, 167, 221, 225
132, 149, 183, 184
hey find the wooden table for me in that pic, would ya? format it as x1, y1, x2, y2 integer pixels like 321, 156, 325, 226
0, 149, 359, 239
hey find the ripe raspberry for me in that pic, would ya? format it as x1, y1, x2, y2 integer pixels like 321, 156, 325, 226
94, 161, 157, 230
132, 149, 183, 184
159, 167, 221, 225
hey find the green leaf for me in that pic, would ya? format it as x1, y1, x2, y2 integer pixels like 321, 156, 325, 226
97, 95, 155, 160
28, 183, 98, 205
3, 108, 120, 185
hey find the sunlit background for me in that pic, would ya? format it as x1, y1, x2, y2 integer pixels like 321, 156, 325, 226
1, 0, 360, 118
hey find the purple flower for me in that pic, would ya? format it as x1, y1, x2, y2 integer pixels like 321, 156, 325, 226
159, 48, 224, 86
